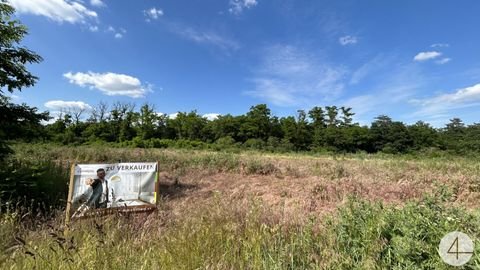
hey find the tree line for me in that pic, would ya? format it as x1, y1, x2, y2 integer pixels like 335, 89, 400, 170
3, 98, 479, 155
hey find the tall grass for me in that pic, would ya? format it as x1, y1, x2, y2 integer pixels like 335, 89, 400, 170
1, 193, 479, 269
1, 143, 479, 269
0, 158, 69, 214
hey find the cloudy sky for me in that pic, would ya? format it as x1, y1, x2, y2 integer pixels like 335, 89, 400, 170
7, 0, 480, 126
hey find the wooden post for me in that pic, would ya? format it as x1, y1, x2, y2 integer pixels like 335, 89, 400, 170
65, 163, 76, 226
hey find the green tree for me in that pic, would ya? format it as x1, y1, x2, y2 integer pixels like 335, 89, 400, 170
463, 123, 480, 152
0, 2, 43, 93
137, 103, 158, 140
168, 111, 207, 140
325, 106, 339, 127
294, 110, 311, 150
308, 106, 326, 148
370, 115, 413, 153
239, 104, 272, 141
280, 116, 296, 145
408, 121, 438, 150
441, 118, 466, 152
209, 114, 241, 141
83, 102, 111, 142
0, 2, 45, 159
0, 95, 49, 140
340, 106, 355, 127
308, 106, 326, 129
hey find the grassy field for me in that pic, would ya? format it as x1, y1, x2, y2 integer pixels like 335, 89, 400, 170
1, 144, 480, 269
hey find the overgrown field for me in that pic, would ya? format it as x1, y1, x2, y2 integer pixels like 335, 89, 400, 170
1, 144, 480, 269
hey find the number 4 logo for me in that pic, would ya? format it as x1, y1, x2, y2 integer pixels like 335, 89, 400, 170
440, 231, 474, 266
447, 236, 474, 260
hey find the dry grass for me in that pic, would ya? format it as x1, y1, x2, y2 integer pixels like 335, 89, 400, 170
10, 143, 480, 217
2, 144, 480, 269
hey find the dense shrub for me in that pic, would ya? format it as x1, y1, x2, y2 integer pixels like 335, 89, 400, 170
243, 138, 265, 149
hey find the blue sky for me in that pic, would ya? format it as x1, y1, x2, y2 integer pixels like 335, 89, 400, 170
7, 0, 480, 126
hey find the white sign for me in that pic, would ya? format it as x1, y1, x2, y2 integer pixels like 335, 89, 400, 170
68, 162, 158, 218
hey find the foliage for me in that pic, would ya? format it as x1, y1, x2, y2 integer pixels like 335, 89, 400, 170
0, 3, 45, 160
0, 157, 68, 212
22, 100, 480, 156
0, 2, 43, 93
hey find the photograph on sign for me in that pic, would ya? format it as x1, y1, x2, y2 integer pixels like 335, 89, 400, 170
69, 162, 157, 218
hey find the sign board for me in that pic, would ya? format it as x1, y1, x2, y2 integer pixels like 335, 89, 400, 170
66, 162, 158, 220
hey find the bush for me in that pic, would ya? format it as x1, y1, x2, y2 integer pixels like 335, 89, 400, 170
243, 138, 265, 150
174, 139, 208, 149
331, 194, 480, 269
150, 138, 174, 148
215, 136, 236, 147
0, 158, 69, 213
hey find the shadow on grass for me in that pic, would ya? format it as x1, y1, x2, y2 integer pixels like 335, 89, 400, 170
158, 181, 198, 200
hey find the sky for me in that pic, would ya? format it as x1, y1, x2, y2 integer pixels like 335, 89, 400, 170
6, 0, 480, 126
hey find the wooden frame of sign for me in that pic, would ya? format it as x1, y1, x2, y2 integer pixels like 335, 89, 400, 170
65, 162, 76, 226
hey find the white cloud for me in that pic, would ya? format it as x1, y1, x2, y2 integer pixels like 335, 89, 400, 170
349, 54, 392, 85
431, 43, 449, 48
339, 35, 358, 46
245, 45, 346, 107
203, 113, 220, 121
144, 7, 163, 21
413, 51, 442, 62
343, 83, 419, 122
436, 58, 451, 65
90, 0, 105, 7
44, 100, 92, 111
229, 0, 258, 14
171, 23, 240, 51
168, 112, 179, 119
89, 25, 98, 32
5, 94, 21, 102
107, 26, 126, 38
42, 101, 92, 124
9, 0, 97, 24
63, 71, 151, 98
342, 62, 427, 123
411, 83, 480, 117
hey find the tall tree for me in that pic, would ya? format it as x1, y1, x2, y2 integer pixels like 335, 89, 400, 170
137, 103, 157, 140
240, 104, 272, 141
370, 115, 413, 153
441, 118, 466, 152
325, 106, 339, 127
308, 106, 326, 129
308, 106, 326, 148
408, 121, 438, 150
340, 106, 355, 127
210, 114, 241, 141
0, 2, 45, 159
295, 110, 311, 150
168, 111, 207, 140
0, 2, 43, 93
87, 102, 108, 123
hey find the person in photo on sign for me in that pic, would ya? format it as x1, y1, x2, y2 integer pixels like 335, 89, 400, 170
86, 168, 114, 209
